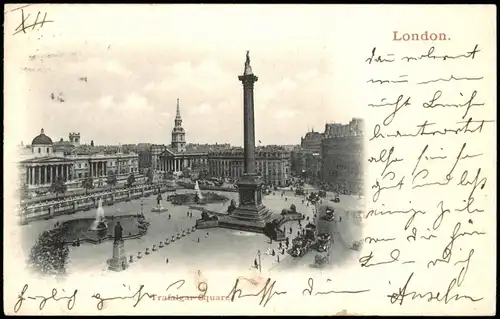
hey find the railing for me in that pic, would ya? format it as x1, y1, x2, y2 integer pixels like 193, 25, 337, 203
22, 174, 147, 205
20, 182, 177, 223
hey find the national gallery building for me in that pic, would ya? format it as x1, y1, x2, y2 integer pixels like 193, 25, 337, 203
19, 129, 139, 190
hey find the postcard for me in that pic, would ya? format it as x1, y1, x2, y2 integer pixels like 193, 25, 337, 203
3, 4, 496, 316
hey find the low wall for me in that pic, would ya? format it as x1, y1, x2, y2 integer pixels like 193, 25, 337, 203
20, 184, 177, 223
177, 182, 238, 193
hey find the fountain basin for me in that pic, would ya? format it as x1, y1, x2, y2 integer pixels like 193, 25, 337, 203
151, 205, 168, 213
57, 215, 147, 245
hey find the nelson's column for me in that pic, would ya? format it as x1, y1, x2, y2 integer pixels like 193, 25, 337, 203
220, 51, 276, 232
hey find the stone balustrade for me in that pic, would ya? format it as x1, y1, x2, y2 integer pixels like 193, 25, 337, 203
19, 183, 177, 223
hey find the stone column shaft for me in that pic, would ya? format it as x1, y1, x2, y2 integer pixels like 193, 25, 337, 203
239, 74, 258, 175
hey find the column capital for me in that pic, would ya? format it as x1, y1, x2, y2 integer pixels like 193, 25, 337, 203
238, 74, 258, 84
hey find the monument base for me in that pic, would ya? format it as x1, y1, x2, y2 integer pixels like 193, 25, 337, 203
108, 240, 129, 272
151, 205, 168, 213
219, 173, 278, 233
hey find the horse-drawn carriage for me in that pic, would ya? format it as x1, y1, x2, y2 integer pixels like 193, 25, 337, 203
322, 207, 335, 221
315, 233, 332, 252
289, 236, 312, 258
331, 193, 340, 203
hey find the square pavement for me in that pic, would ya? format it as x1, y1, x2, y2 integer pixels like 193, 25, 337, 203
21, 189, 364, 276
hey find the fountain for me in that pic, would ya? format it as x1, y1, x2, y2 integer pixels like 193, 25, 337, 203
195, 181, 204, 200
152, 188, 168, 212
91, 198, 108, 231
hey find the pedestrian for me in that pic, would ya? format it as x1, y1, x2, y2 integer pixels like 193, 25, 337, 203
168, 214, 171, 220
277, 255, 280, 263
198, 237, 200, 243
339, 216, 342, 222
166, 258, 169, 264
254, 258, 258, 269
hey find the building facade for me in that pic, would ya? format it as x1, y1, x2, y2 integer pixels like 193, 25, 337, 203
324, 118, 364, 138
19, 129, 139, 190
320, 136, 364, 194
208, 146, 291, 186
300, 130, 325, 153
137, 143, 152, 173
151, 99, 219, 174
291, 148, 321, 179
294, 118, 365, 184
320, 118, 365, 194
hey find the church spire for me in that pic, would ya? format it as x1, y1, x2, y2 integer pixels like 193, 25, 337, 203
175, 98, 181, 119
171, 98, 186, 152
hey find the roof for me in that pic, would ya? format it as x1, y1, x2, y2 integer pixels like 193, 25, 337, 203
302, 131, 325, 141
161, 145, 213, 156
31, 128, 53, 145
21, 156, 72, 164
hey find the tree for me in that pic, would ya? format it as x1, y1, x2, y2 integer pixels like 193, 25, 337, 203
50, 177, 67, 200
81, 177, 94, 195
127, 173, 135, 188
28, 229, 69, 276
181, 167, 190, 178
106, 171, 117, 189
90, 140, 94, 147
20, 183, 29, 200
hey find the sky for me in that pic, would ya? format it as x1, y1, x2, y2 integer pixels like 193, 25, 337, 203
6, 4, 366, 146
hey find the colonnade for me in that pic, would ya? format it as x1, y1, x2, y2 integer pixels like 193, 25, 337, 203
158, 157, 208, 172
26, 164, 72, 185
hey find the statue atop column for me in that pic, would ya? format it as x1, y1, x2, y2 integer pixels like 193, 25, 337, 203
157, 191, 163, 206
114, 221, 123, 243
244, 50, 253, 75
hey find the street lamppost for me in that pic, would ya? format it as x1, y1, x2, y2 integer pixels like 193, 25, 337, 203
257, 250, 262, 273
140, 199, 144, 217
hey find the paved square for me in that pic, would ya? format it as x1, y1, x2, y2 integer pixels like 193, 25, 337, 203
21, 188, 364, 276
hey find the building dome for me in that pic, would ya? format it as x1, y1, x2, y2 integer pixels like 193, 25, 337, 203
31, 128, 53, 145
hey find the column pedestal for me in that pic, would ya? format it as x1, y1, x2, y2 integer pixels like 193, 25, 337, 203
108, 240, 129, 272
219, 173, 275, 232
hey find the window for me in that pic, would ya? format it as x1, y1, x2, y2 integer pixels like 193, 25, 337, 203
47, 148, 50, 153
38, 148, 41, 153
